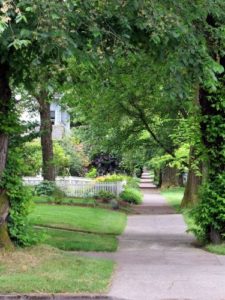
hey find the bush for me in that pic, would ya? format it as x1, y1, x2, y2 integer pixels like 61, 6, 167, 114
35, 181, 56, 196
120, 187, 143, 205
35, 181, 65, 200
94, 190, 115, 201
23, 137, 89, 177
96, 173, 125, 182
22, 140, 42, 176
191, 175, 225, 243
86, 168, 97, 178
96, 174, 140, 187
126, 177, 140, 188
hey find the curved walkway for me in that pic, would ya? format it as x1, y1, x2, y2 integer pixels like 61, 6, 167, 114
108, 172, 225, 300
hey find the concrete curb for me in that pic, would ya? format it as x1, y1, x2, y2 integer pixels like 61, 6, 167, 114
0, 295, 126, 300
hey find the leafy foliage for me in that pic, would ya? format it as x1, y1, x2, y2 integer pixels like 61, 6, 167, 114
2, 0, 225, 246
1, 146, 39, 246
60, 135, 89, 176
22, 137, 89, 177
192, 176, 225, 242
94, 190, 115, 202
35, 181, 56, 197
120, 188, 143, 205
95, 174, 139, 190
96, 174, 126, 183
85, 168, 97, 178
35, 181, 65, 203
22, 140, 42, 176
91, 153, 123, 175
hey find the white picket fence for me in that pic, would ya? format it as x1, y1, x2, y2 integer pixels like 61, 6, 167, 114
23, 176, 125, 197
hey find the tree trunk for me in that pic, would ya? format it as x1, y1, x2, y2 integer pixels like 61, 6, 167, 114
0, 62, 14, 249
0, 191, 13, 249
181, 168, 202, 208
37, 94, 56, 181
158, 169, 162, 187
161, 166, 179, 188
181, 147, 202, 208
0, 63, 11, 178
0, 134, 8, 177
154, 168, 162, 187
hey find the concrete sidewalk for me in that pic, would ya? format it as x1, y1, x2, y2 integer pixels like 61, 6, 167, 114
108, 172, 225, 300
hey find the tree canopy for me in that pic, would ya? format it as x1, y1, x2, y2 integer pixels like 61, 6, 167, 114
1, 0, 225, 247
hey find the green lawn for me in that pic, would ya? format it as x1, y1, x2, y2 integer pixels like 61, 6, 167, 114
36, 227, 118, 252
206, 244, 225, 255
29, 204, 126, 235
0, 246, 114, 293
161, 187, 184, 211
29, 204, 126, 252
161, 187, 195, 227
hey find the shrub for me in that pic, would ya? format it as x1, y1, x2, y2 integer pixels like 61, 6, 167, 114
120, 188, 143, 205
94, 190, 115, 201
96, 174, 140, 187
35, 181, 65, 200
86, 167, 97, 178
91, 153, 122, 175
35, 181, 56, 196
96, 173, 125, 182
52, 186, 66, 199
23, 137, 89, 177
191, 175, 225, 243
126, 177, 140, 188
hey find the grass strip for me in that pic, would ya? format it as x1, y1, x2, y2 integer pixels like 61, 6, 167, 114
205, 244, 225, 255
0, 246, 114, 293
161, 187, 184, 212
36, 227, 118, 252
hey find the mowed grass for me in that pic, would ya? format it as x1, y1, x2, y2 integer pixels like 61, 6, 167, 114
36, 227, 118, 252
161, 187, 184, 212
206, 244, 225, 255
0, 246, 114, 293
161, 187, 194, 226
29, 205, 126, 235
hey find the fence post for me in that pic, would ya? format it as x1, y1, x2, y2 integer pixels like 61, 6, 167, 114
116, 182, 121, 198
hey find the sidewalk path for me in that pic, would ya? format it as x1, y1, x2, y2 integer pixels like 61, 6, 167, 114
108, 172, 225, 300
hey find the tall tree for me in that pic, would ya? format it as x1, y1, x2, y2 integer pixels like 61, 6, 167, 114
0, 0, 79, 247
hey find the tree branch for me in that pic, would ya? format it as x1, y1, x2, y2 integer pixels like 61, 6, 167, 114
129, 99, 176, 158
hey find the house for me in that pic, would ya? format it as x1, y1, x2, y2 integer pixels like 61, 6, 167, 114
20, 99, 70, 140
50, 102, 70, 140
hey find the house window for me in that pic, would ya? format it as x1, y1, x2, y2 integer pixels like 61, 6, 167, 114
50, 110, 55, 125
